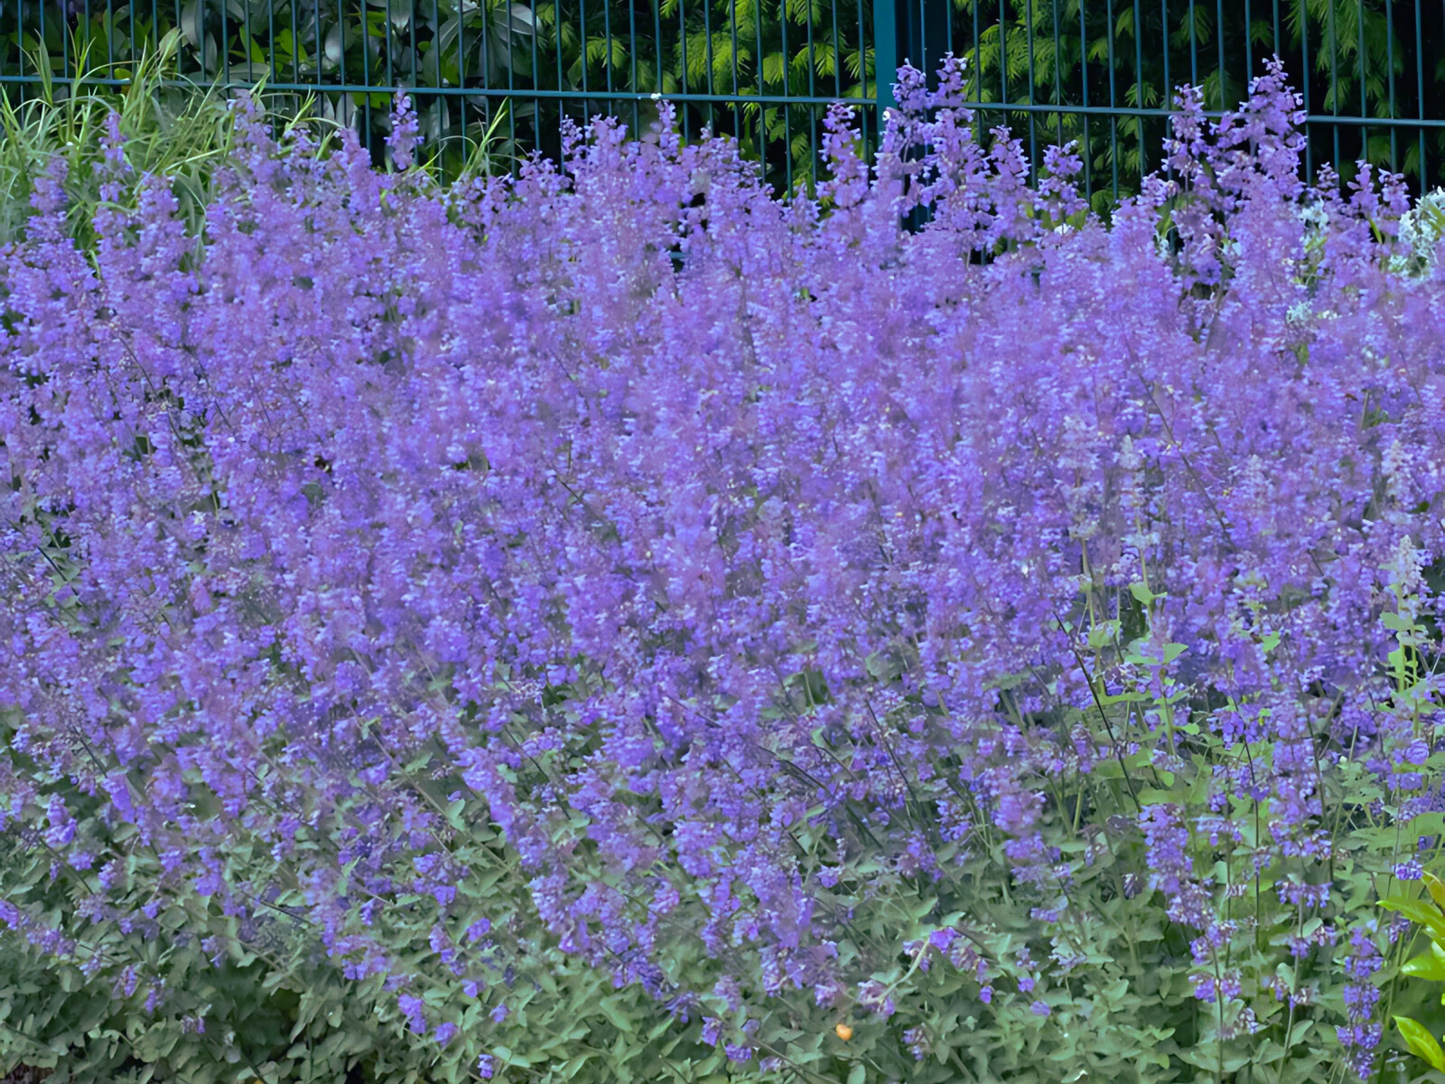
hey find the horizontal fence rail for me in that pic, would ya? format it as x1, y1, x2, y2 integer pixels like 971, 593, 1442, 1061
2, 0, 1444, 204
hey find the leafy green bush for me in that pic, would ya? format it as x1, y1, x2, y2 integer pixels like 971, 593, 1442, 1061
1, 0, 874, 195
0, 802, 734, 1084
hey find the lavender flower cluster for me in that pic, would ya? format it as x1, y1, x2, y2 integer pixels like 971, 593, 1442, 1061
3, 55, 1445, 1080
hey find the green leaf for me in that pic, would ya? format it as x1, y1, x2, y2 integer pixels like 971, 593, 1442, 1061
761, 51, 786, 85
1394, 1016, 1445, 1071
1128, 582, 1164, 606
1380, 896, 1445, 942
847, 1065, 866, 1084
1401, 951, 1445, 981
1426, 871, 1445, 912
598, 994, 636, 1032
493, 1045, 534, 1067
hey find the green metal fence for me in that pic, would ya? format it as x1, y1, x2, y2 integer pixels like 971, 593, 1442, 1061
888, 0, 1445, 209
2, 0, 1444, 204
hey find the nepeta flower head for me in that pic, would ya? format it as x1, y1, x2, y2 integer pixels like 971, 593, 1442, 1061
1394, 858, 1424, 880
385, 90, 421, 172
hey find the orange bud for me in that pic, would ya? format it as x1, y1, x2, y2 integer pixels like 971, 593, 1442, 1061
835, 1023, 853, 1041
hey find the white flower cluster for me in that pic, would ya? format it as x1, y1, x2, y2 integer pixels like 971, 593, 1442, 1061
1290, 187, 1445, 280
1394, 187, 1445, 276
1296, 199, 1331, 233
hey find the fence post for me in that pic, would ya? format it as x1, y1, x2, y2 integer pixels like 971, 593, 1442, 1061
873, 0, 898, 115
877, 0, 950, 115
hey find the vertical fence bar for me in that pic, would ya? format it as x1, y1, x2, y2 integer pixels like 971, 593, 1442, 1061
630, 0, 641, 136
22, 0, 32, 93
382, 0, 394, 113
754, 0, 763, 177
805, 0, 816, 190
156, 0, 165, 96
702, 0, 714, 135
1384, 0, 1395, 172
856, 0, 866, 179
1079, 0, 1090, 206
1106, 0, 1118, 202
1327, 0, 1339, 174
1160, 0, 1170, 192
728, 0, 738, 152
1244, 0, 1252, 79
1188, 0, 1197, 85
1214, 0, 1224, 106
16, 0, 26, 101
60, 0, 72, 86
1025, 0, 1037, 185
556, 0, 570, 158
268, 0, 281, 130
604, 0, 615, 134
454, 0, 466, 160
367, 27, 376, 161
997, 0, 1005, 122
1299, 0, 1312, 186
1050, 0, 1061, 150
1356, 0, 1366, 170
1133, 0, 1144, 180
969, 0, 979, 102
780, 0, 792, 192
70, 0, 80, 85
291, 0, 300, 94
1161, 0, 1169, 108
267, 0, 277, 98
530, 0, 541, 160
903, 0, 919, 230
922, 0, 946, 84
1415, 0, 1425, 184
410, 0, 424, 168
334, 0, 345, 143
874, 0, 896, 111
680, 0, 691, 143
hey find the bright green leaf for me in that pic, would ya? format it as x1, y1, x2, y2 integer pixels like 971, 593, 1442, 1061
1395, 1016, 1445, 1071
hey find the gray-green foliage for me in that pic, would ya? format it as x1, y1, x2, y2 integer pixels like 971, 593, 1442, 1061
0, 824, 712, 1084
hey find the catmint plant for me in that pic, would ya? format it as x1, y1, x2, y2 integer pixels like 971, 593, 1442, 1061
4, 53, 1445, 1084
